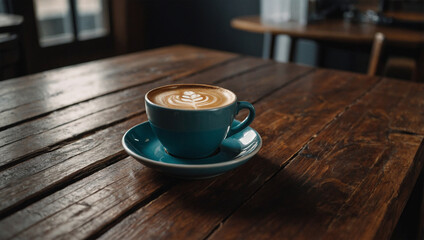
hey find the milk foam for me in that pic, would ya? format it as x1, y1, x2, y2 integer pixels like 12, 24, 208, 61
148, 85, 235, 110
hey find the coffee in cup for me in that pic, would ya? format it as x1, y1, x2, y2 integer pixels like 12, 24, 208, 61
145, 84, 255, 159
147, 84, 235, 110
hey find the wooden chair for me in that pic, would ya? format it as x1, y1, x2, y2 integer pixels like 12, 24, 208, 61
384, 57, 417, 81
368, 32, 385, 76
368, 32, 417, 81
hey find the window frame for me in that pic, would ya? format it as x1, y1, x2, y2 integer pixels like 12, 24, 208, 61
12, 0, 115, 73
0, 0, 12, 13
33, 0, 111, 48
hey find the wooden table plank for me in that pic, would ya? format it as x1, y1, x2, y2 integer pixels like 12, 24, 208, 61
0, 45, 185, 95
207, 79, 424, 240
0, 158, 171, 240
0, 45, 235, 104
98, 70, 381, 240
385, 79, 424, 135
0, 59, 310, 229
1, 45, 422, 240
0, 47, 177, 112
0, 57, 269, 148
0, 116, 144, 218
0, 45, 237, 130
0, 57, 270, 170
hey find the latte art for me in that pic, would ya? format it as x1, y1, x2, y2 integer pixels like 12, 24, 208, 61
166, 90, 220, 109
147, 84, 236, 110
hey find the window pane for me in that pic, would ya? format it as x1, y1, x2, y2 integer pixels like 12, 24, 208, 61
76, 0, 109, 40
34, 0, 74, 47
0, 0, 6, 13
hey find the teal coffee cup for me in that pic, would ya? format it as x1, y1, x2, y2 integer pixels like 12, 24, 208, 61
145, 84, 255, 159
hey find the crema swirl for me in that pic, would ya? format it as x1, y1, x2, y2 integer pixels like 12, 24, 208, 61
147, 84, 236, 110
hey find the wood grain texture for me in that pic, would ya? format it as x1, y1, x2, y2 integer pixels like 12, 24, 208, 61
0, 57, 275, 212
1, 45, 423, 240
208, 79, 424, 240
99, 70, 382, 240
0, 57, 269, 148
0, 57, 270, 169
0, 115, 144, 217
0, 45, 237, 130
0, 58, 310, 239
0, 157, 172, 240
231, 16, 424, 44
0, 45, 233, 97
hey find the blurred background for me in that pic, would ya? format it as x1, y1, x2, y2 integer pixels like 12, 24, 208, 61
0, 2, 423, 238
0, 0, 423, 81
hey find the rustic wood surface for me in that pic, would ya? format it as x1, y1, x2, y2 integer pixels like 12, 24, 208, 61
0, 45, 423, 240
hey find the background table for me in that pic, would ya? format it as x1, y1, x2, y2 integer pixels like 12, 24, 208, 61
231, 16, 424, 81
0, 45, 423, 239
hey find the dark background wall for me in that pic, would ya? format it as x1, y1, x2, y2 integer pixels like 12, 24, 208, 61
7, 0, 423, 76
136, 0, 371, 73
139, 0, 263, 57
135, 0, 424, 75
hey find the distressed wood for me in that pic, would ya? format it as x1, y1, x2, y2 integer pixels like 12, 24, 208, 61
0, 57, 269, 148
0, 45, 234, 100
208, 79, 424, 240
99, 70, 382, 240
0, 57, 310, 227
0, 46, 423, 240
0, 57, 271, 169
0, 157, 172, 240
0, 45, 237, 130
0, 46, 174, 95
1, 69, 372, 240
0, 115, 144, 217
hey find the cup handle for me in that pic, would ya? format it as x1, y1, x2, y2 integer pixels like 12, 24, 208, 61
227, 101, 255, 137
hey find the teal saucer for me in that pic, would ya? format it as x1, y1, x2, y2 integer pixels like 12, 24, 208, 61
122, 120, 262, 179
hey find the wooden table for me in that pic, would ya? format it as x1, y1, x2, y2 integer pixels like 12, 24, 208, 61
231, 16, 424, 81
0, 45, 423, 239
232, 16, 424, 44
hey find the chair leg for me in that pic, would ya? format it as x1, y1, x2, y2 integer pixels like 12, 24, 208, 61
368, 32, 384, 76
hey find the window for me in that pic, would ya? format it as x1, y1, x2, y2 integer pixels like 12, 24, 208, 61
76, 0, 109, 40
33, 0, 109, 47
34, 0, 73, 46
0, 0, 9, 13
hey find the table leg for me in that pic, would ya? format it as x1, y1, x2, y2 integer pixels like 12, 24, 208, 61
262, 32, 276, 60
288, 37, 297, 62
